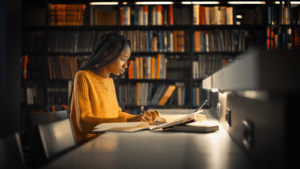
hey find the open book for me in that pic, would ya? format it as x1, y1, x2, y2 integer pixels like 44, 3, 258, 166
93, 100, 208, 133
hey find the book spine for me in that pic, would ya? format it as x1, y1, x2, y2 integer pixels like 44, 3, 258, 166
143, 5, 148, 26
159, 85, 176, 106
145, 31, 149, 52
287, 28, 292, 49
194, 31, 201, 52
215, 6, 220, 25
168, 5, 173, 25
90, 5, 94, 26
147, 83, 153, 105
155, 85, 167, 105
151, 57, 155, 79
123, 6, 128, 25
160, 54, 165, 79
267, 27, 270, 50
148, 30, 152, 52
169, 31, 174, 52
150, 85, 162, 105
127, 6, 131, 26
145, 57, 151, 79
151, 6, 156, 25
138, 6, 143, 26
199, 6, 205, 25
270, 29, 274, 51
210, 6, 215, 25
158, 31, 163, 52
205, 7, 210, 25
226, 7, 233, 25
181, 86, 186, 106
156, 53, 161, 79
193, 4, 199, 25
22, 55, 28, 79
178, 87, 182, 106
267, 6, 272, 25
139, 56, 143, 79
173, 30, 178, 52
156, 5, 162, 25
220, 7, 226, 25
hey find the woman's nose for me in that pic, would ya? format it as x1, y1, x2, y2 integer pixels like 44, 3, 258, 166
123, 62, 128, 69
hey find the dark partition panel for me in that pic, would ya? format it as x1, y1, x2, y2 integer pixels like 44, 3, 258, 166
0, 0, 21, 136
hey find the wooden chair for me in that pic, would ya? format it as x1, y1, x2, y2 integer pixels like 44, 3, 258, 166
26, 110, 74, 168
0, 132, 26, 169
37, 118, 77, 161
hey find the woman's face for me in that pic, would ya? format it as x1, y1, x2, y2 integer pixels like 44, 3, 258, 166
107, 45, 131, 76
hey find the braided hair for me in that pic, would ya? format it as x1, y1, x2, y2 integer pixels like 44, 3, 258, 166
68, 32, 130, 113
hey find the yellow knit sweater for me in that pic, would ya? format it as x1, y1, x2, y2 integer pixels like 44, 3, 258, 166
70, 70, 137, 143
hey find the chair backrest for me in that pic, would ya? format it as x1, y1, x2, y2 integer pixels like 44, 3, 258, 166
37, 118, 77, 160
0, 132, 26, 169
25, 110, 72, 167
30, 110, 69, 126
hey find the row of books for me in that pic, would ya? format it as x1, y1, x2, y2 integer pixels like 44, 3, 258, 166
193, 55, 225, 79
89, 5, 118, 26
23, 86, 45, 105
47, 30, 111, 53
47, 84, 69, 106
49, 4, 86, 26
194, 29, 248, 53
127, 54, 167, 80
24, 29, 248, 54
23, 4, 300, 27
267, 4, 300, 25
167, 57, 190, 69
126, 55, 192, 80
23, 29, 189, 53
118, 83, 186, 106
22, 55, 48, 80
119, 5, 190, 26
22, 8, 46, 26
267, 27, 300, 50
22, 31, 47, 53
22, 83, 71, 106
47, 56, 78, 79
193, 5, 235, 25
120, 30, 189, 53
240, 5, 265, 25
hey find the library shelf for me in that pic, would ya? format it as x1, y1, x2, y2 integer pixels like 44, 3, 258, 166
118, 79, 191, 83
193, 25, 266, 30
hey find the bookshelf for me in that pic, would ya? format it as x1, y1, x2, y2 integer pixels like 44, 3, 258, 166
21, 0, 300, 116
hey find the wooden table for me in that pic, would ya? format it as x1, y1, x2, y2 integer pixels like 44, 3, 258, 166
41, 109, 255, 169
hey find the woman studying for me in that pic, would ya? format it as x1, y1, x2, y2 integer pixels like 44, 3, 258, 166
69, 33, 159, 145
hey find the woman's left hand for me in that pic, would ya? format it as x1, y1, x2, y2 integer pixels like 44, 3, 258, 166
144, 110, 164, 122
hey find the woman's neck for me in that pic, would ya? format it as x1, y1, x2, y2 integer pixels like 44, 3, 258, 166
90, 67, 110, 79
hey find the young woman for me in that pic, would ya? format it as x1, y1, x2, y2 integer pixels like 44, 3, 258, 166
69, 33, 160, 144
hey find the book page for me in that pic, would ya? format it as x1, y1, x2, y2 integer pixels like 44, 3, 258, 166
150, 114, 196, 130
93, 122, 150, 132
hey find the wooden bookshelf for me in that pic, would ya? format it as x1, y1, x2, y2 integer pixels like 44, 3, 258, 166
21, 0, 300, 115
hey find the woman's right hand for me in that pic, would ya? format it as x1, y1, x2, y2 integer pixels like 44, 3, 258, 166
127, 113, 153, 123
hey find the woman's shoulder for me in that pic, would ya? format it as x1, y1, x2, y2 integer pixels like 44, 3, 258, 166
74, 70, 93, 80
